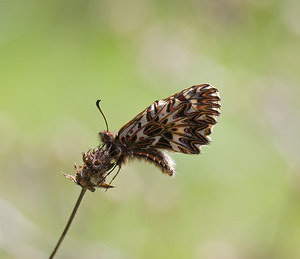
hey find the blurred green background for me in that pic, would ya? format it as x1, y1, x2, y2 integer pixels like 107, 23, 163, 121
1, 0, 300, 258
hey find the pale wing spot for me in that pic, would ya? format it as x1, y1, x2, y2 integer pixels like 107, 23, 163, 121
201, 85, 212, 91
151, 137, 161, 145
135, 128, 146, 139
171, 100, 180, 109
157, 100, 167, 107
193, 143, 201, 150
127, 117, 147, 136
169, 142, 181, 152
197, 129, 206, 137
149, 103, 157, 117
157, 102, 170, 115
196, 115, 205, 121
186, 105, 197, 114
171, 135, 189, 149
183, 88, 195, 98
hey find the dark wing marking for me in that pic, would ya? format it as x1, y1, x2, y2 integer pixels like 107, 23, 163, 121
117, 84, 220, 154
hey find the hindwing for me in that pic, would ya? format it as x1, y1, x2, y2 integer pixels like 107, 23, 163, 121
117, 84, 220, 154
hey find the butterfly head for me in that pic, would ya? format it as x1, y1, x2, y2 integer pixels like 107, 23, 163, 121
99, 131, 113, 143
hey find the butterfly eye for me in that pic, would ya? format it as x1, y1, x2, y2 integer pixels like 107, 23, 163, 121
100, 131, 111, 142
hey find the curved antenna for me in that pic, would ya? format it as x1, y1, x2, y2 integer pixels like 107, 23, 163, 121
96, 100, 109, 132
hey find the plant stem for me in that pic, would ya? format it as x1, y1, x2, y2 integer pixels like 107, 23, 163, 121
49, 188, 87, 258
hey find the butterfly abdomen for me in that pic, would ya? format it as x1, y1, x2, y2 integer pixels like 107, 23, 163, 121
129, 149, 175, 176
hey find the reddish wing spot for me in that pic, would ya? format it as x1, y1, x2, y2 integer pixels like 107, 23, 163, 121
177, 94, 186, 101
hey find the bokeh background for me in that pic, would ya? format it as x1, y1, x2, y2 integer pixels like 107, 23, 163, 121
1, 0, 300, 258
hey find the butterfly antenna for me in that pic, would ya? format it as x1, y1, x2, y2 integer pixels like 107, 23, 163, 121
96, 100, 109, 132
49, 188, 87, 258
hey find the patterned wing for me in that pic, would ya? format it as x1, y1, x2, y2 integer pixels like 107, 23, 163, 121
117, 84, 220, 154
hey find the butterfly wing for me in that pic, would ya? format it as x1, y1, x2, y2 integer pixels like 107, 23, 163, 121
117, 84, 220, 155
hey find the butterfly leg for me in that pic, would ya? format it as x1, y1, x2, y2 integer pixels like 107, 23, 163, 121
109, 166, 121, 184
98, 181, 114, 189
102, 163, 121, 192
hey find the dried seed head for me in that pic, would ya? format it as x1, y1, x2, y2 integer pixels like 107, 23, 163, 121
63, 146, 116, 192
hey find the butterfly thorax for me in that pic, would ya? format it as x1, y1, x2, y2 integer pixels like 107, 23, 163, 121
99, 130, 123, 158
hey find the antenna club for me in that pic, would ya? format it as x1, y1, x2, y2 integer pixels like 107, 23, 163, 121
96, 99, 101, 107
96, 99, 109, 132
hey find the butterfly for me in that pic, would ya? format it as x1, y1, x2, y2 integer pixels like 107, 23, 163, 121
50, 84, 221, 258
63, 84, 221, 192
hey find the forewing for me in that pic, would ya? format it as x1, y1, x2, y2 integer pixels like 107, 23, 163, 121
117, 84, 220, 154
